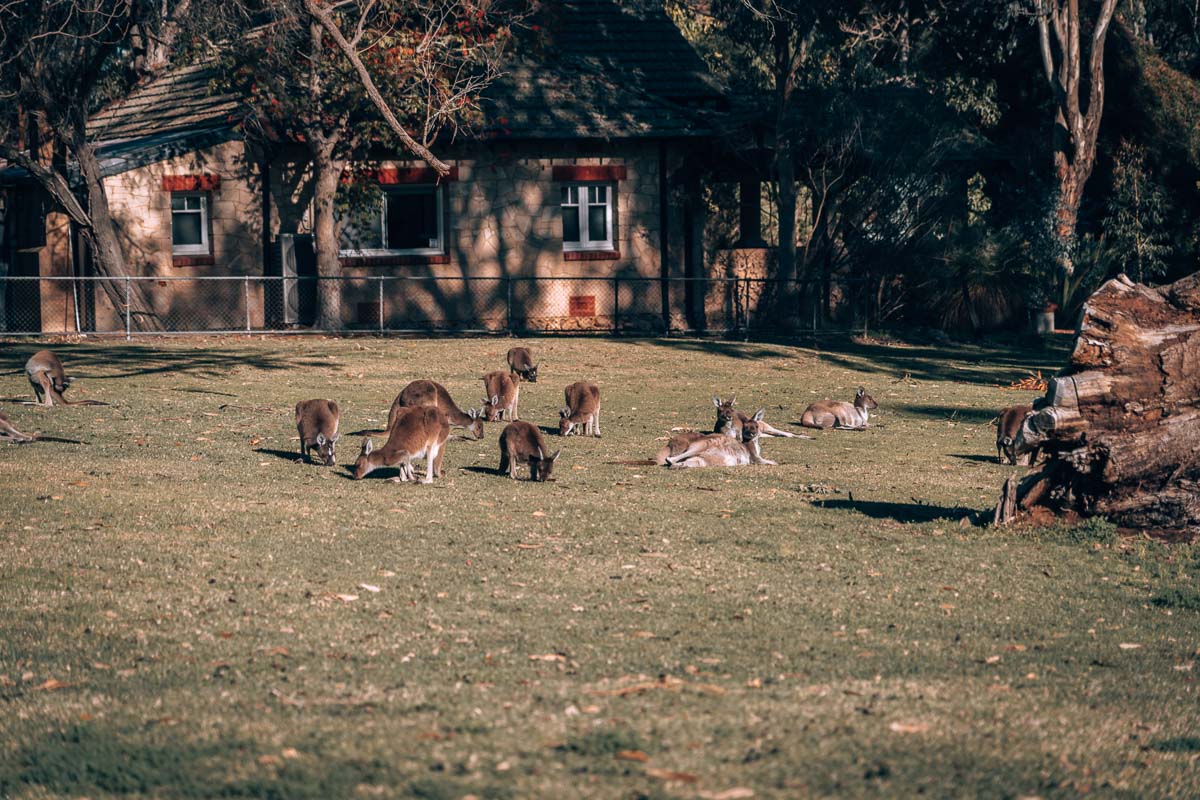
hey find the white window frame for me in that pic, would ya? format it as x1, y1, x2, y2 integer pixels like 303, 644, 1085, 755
170, 192, 210, 256
338, 185, 445, 257
561, 183, 615, 252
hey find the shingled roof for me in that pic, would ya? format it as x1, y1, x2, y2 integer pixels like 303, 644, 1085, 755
69, 0, 722, 174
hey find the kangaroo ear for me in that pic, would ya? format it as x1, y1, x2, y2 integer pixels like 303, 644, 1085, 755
856, 387, 866, 396
712, 396, 721, 408
63, 376, 76, 386
730, 395, 737, 407
491, 394, 500, 406
753, 408, 766, 421
536, 447, 545, 460
331, 433, 341, 443
361, 438, 373, 455
560, 407, 569, 418
468, 407, 477, 419
551, 448, 561, 461
1002, 436, 1013, 446
316, 433, 327, 446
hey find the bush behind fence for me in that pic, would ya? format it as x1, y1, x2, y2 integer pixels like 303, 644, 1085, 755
0, 275, 871, 337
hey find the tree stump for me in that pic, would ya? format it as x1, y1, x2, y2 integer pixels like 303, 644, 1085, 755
993, 272, 1200, 534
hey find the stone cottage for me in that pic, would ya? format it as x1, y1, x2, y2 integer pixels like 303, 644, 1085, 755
1, 0, 762, 334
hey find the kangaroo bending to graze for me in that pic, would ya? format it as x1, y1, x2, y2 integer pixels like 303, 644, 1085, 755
507, 347, 538, 383
499, 420, 560, 481
295, 399, 340, 465
559, 381, 600, 437
712, 396, 810, 440
482, 371, 519, 422
0, 411, 36, 443
25, 351, 106, 406
353, 406, 449, 483
665, 409, 776, 468
800, 387, 878, 430
390, 380, 484, 439
996, 404, 1037, 465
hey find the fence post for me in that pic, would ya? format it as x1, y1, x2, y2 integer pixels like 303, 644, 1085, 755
244, 276, 252, 333
378, 277, 385, 333
506, 278, 513, 334
612, 276, 619, 335
124, 277, 132, 340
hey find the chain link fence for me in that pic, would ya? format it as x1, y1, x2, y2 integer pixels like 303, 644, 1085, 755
0, 275, 871, 337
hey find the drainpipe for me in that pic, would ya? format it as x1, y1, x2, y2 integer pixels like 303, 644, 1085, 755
658, 140, 670, 332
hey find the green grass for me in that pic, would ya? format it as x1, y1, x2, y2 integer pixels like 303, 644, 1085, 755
0, 334, 1197, 799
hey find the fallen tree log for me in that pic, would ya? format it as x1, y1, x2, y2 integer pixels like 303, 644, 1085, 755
994, 272, 1200, 535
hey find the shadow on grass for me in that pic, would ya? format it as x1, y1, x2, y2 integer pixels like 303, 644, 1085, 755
3, 343, 332, 380
1150, 737, 1200, 753
950, 454, 1001, 464
814, 498, 979, 524
899, 404, 1002, 424
254, 447, 304, 463
461, 465, 501, 476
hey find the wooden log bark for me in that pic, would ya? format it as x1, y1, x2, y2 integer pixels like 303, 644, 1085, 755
1000, 272, 1200, 535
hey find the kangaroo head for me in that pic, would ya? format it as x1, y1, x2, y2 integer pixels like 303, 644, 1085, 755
463, 406, 484, 439
352, 437, 375, 480
855, 387, 878, 410
482, 394, 504, 422
314, 431, 340, 466
525, 364, 538, 383
713, 396, 738, 426
558, 406, 572, 435
741, 409, 766, 442
56, 376, 74, 393
529, 446, 561, 482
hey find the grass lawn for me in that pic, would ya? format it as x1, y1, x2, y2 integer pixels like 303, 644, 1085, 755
0, 334, 1197, 799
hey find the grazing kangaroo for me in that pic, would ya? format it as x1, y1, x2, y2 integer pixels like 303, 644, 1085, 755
352, 406, 449, 483
482, 371, 519, 421
800, 387, 878, 430
25, 351, 105, 406
507, 347, 538, 383
295, 399, 340, 466
560, 382, 601, 436
498, 420, 560, 481
0, 411, 35, 443
712, 396, 809, 439
996, 404, 1037, 465
665, 410, 776, 468
390, 380, 483, 439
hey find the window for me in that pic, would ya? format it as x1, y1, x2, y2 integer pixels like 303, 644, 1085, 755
171, 193, 209, 255
561, 184, 614, 251
339, 186, 444, 255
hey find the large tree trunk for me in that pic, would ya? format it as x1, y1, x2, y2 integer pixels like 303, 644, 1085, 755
994, 272, 1200, 534
309, 141, 344, 331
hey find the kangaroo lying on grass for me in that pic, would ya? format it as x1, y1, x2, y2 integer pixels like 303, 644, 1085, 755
391, 380, 483, 439
353, 406, 449, 483
295, 399, 340, 465
713, 396, 810, 439
507, 347, 538, 383
664, 409, 775, 468
25, 351, 106, 406
499, 420, 560, 481
0, 411, 35, 443
800, 387, 877, 430
996, 404, 1037, 465
560, 382, 601, 436
482, 371, 519, 422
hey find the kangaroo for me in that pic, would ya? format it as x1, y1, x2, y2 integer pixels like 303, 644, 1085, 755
559, 382, 601, 436
800, 387, 878, 430
295, 399, 340, 465
507, 347, 538, 383
25, 351, 106, 406
352, 406, 449, 483
482, 371, 519, 422
0, 411, 36, 443
712, 396, 809, 439
665, 409, 776, 468
389, 380, 483, 439
996, 404, 1037, 465
653, 430, 707, 465
498, 420, 560, 481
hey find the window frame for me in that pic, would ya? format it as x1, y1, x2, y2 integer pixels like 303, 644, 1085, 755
561, 182, 615, 253
170, 192, 211, 256
338, 184, 445, 258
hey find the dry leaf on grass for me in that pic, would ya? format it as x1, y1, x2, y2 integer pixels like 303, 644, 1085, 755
34, 678, 70, 691
529, 653, 566, 662
358, 584, 381, 593
889, 721, 929, 734
615, 750, 650, 762
646, 768, 698, 784
1119, 643, 1142, 650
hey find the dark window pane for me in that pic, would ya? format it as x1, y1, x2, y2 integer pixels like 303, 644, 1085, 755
339, 203, 383, 251
562, 205, 580, 242
588, 204, 607, 242
386, 190, 439, 250
171, 195, 185, 211
172, 213, 202, 246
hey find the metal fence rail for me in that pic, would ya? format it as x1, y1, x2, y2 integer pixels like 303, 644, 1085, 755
0, 275, 869, 337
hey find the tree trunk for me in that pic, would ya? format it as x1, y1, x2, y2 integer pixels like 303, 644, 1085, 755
994, 272, 1200, 534
75, 139, 163, 331
309, 142, 344, 331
